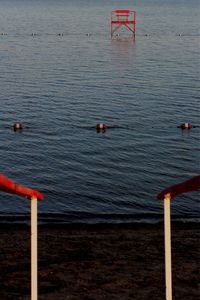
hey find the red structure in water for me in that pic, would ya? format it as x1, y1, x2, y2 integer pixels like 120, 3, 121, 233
111, 10, 136, 38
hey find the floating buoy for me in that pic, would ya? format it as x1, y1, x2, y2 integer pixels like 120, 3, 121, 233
178, 123, 193, 129
13, 123, 24, 131
96, 123, 107, 130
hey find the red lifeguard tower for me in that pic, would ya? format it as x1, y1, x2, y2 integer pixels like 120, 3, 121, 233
111, 10, 136, 38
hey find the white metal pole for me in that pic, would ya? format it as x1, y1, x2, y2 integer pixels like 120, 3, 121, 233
31, 196, 38, 300
164, 193, 172, 300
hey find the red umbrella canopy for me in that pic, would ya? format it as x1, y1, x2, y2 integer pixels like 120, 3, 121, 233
157, 176, 200, 200
0, 173, 44, 200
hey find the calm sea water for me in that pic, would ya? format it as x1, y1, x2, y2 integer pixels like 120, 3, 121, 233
0, 0, 199, 224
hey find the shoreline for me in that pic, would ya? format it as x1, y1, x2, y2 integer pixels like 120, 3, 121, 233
0, 218, 199, 228
0, 222, 199, 299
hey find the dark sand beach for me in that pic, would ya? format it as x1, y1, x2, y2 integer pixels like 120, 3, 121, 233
0, 222, 199, 300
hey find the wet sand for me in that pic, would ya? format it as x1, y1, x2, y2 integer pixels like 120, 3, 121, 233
0, 222, 199, 300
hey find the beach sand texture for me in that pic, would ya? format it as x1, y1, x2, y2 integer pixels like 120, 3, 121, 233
0, 223, 199, 300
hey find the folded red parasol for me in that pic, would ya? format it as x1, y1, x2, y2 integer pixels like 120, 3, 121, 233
157, 175, 200, 200
0, 173, 44, 200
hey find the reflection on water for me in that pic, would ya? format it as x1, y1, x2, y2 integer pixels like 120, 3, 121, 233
111, 37, 136, 69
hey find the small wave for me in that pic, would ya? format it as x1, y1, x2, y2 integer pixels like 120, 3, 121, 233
0, 211, 199, 225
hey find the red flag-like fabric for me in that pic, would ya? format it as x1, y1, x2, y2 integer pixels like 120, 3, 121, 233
0, 173, 44, 200
157, 175, 200, 200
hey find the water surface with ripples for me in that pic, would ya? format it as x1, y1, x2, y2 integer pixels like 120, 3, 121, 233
0, 0, 199, 224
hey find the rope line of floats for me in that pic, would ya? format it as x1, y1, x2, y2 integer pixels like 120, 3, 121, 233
1, 32, 199, 37
12, 122, 198, 132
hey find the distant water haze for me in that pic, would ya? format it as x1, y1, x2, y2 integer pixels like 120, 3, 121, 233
0, 0, 199, 224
